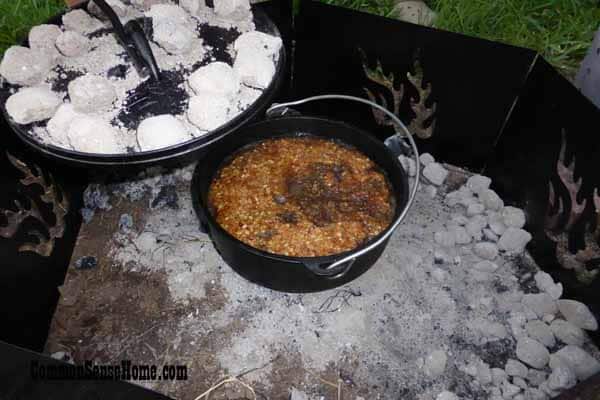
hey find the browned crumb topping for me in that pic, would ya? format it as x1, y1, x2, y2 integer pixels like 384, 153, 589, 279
207, 136, 395, 257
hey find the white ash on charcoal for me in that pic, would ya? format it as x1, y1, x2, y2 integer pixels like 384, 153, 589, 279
62, 10, 105, 35
192, 0, 255, 33
557, 300, 599, 331
136, 114, 192, 151
188, 61, 240, 98
233, 50, 275, 89
187, 92, 233, 131
28, 24, 62, 52
88, 0, 129, 20
0, 0, 281, 155
46, 103, 80, 148
68, 74, 117, 113
550, 319, 585, 347
233, 30, 283, 62
399, 154, 417, 177
149, 4, 197, 55
0, 46, 53, 86
5, 86, 62, 125
130, 0, 168, 11
67, 115, 125, 153
28, 24, 63, 64
53, 152, 595, 399
231, 30, 281, 89
55, 31, 91, 58
214, 0, 251, 20
180, 0, 205, 15
423, 162, 449, 186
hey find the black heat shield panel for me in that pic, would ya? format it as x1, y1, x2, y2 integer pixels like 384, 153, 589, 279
292, 0, 537, 171
485, 57, 600, 346
0, 340, 172, 400
0, 115, 87, 353
3, 0, 600, 398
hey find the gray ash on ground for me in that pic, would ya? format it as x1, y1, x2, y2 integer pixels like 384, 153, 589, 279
50, 155, 600, 400
81, 183, 112, 223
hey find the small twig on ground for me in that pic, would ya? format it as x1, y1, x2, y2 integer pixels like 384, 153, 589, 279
313, 287, 362, 313
236, 355, 281, 379
306, 370, 343, 400
193, 356, 279, 400
193, 376, 257, 400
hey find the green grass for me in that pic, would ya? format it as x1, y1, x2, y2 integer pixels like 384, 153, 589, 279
428, 0, 600, 77
0, 0, 597, 77
321, 0, 600, 78
0, 0, 65, 55
319, 0, 397, 17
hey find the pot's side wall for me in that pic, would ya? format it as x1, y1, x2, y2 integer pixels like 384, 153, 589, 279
485, 57, 600, 347
292, 0, 537, 171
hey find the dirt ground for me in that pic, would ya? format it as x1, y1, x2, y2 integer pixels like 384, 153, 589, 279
45, 165, 598, 400
45, 182, 363, 400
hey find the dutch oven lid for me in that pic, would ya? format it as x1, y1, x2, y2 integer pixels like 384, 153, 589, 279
0, 1, 285, 168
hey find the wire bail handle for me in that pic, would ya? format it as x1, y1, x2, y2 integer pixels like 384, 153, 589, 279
266, 95, 421, 278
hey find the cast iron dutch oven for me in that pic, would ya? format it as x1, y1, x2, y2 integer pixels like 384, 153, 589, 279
191, 95, 421, 292
0, 1, 285, 171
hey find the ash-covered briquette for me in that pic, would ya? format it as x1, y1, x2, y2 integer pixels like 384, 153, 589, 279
0, 0, 282, 155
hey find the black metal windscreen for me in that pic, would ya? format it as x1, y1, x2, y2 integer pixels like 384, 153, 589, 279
487, 57, 600, 346
0, 128, 86, 352
292, 1, 538, 170
2, 0, 600, 398
292, 2, 600, 347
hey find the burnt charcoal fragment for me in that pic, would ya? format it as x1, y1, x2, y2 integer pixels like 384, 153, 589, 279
151, 184, 179, 209
51, 66, 84, 93
75, 256, 98, 270
107, 64, 128, 80
493, 278, 509, 293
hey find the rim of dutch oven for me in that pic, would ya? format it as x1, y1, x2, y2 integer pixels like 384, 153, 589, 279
193, 113, 417, 269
